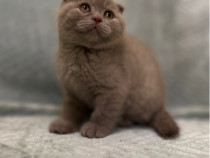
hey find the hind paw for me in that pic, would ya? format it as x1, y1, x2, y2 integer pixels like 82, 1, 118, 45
156, 124, 179, 138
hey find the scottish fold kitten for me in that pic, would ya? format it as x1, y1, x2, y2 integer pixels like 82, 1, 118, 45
49, 0, 179, 138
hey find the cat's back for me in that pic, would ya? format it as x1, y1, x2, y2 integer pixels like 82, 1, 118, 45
123, 34, 160, 73
123, 34, 165, 98
124, 34, 152, 58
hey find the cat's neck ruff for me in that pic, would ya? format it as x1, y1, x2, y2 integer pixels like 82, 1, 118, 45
59, 38, 124, 54
75, 45, 107, 53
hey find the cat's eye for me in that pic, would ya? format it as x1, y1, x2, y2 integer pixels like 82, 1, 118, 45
80, 3, 91, 13
104, 11, 114, 19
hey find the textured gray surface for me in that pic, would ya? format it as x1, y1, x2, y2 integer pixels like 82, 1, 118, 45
0, 0, 208, 106
0, 102, 209, 158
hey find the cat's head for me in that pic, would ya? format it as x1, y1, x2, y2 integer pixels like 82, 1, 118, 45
58, 0, 125, 49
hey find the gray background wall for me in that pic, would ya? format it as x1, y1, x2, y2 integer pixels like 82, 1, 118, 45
0, 0, 208, 107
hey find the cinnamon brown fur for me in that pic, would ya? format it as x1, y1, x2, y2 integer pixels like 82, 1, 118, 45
49, 0, 179, 138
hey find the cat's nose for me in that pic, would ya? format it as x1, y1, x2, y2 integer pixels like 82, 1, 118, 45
92, 17, 102, 24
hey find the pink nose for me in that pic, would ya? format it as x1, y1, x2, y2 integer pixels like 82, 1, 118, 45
93, 17, 102, 24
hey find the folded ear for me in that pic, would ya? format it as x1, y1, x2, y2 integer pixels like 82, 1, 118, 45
117, 3, 125, 13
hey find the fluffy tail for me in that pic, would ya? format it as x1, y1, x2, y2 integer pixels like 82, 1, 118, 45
151, 109, 179, 138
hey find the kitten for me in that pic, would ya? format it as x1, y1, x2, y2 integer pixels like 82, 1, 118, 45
49, 0, 179, 138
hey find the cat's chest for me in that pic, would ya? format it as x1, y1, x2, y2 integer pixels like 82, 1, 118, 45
59, 51, 109, 101
62, 52, 104, 82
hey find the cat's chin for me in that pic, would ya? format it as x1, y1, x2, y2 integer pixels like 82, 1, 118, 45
76, 27, 101, 39
84, 25, 111, 38
89, 28, 100, 36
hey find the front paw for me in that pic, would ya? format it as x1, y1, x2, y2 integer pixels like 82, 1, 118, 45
81, 122, 112, 138
49, 118, 78, 134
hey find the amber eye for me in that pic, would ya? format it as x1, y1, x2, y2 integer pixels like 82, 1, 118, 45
80, 3, 90, 13
104, 11, 114, 19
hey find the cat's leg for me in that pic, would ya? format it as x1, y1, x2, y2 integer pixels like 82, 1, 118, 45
150, 109, 179, 138
129, 105, 179, 138
81, 92, 125, 138
49, 92, 87, 134
118, 115, 134, 127
125, 96, 179, 138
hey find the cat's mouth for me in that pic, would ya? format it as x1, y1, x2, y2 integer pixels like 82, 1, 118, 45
88, 26, 100, 35
76, 21, 111, 38
76, 19, 111, 38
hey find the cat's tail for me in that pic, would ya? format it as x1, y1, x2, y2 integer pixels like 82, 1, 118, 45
151, 109, 179, 138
